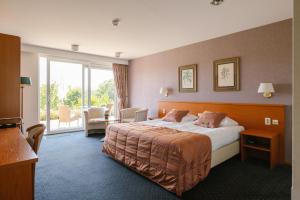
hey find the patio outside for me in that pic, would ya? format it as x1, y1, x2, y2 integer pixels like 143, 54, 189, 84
40, 79, 115, 133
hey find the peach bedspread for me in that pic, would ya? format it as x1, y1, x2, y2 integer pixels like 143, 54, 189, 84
102, 123, 212, 196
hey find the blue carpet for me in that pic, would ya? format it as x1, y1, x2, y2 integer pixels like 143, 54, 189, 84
36, 132, 291, 200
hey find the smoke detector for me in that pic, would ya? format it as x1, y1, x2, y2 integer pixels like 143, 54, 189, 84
112, 18, 120, 27
115, 52, 122, 58
71, 44, 79, 52
211, 0, 223, 6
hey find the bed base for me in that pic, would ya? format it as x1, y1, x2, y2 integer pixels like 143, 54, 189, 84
211, 140, 240, 168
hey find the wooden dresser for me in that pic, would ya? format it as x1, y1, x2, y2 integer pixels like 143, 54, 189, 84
0, 128, 38, 200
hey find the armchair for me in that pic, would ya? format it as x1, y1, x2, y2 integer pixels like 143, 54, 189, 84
83, 107, 106, 136
25, 124, 46, 154
120, 108, 148, 123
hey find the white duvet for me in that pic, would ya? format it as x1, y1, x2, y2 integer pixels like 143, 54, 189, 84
141, 119, 245, 151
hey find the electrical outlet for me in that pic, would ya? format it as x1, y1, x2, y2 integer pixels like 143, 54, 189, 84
265, 118, 271, 125
272, 119, 279, 125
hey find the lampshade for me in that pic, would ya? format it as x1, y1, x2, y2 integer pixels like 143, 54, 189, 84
257, 83, 275, 93
160, 87, 169, 97
20, 76, 32, 87
258, 83, 275, 98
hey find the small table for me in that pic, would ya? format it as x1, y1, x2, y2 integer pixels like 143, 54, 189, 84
97, 116, 120, 128
240, 129, 279, 169
97, 116, 119, 141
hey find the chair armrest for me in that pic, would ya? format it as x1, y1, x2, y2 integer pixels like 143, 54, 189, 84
84, 111, 89, 123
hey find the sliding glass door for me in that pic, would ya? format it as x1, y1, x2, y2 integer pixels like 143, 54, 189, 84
39, 57, 116, 134
49, 60, 83, 132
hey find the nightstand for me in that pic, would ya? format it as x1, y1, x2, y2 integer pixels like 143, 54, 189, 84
240, 129, 279, 169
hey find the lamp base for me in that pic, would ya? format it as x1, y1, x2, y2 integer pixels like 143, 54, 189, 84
263, 92, 272, 98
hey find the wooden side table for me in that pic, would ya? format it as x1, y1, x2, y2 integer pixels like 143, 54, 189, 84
240, 129, 279, 169
98, 116, 120, 142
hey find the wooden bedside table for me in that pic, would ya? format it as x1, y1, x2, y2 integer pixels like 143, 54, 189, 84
240, 129, 280, 169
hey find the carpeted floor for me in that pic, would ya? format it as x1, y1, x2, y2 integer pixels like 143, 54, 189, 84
36, 132, 291, 200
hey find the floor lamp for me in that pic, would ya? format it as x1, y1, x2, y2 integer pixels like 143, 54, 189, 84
20, 76, 32, 119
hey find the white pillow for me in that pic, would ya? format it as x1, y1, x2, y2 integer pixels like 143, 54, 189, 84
219, 116, 239, 127
181, 114, 198, 122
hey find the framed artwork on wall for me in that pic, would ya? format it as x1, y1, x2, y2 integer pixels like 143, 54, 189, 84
178, 64, 197, 92
213, 57, 240, 91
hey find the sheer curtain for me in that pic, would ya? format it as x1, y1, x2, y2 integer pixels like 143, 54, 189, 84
112, 64, 128, 116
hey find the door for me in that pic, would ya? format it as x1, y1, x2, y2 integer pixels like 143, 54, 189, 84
40, 57, 84, 134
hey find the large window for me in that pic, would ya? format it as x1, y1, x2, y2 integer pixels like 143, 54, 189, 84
39, 57, 116, 134
90, 68, 115, 107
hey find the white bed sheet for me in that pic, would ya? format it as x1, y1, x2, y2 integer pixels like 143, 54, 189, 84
141, 119, 245, 151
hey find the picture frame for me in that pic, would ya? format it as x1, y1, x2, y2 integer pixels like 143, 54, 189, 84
178, 64, 197, 92
213, 57, 240, 91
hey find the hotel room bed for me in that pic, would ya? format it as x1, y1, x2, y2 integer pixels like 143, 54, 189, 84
102, 119, 244, 196
142, 119, 244, 168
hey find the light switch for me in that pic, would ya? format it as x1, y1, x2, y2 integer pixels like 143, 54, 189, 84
272, 119, 279, 125
162, 108, 166, 114
265, 118, 271, 125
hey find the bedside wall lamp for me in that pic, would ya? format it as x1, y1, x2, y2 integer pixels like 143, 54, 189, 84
160, 87, 169, 97
258, 83, 275, 98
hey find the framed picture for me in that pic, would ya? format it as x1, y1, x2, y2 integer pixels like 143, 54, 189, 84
213, 57, 240, 91
178, 64, 197, 92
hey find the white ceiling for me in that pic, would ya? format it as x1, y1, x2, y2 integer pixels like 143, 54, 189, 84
0, 0, 293, 60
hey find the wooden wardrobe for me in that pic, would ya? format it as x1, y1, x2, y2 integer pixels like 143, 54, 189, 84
0, 33, 21, 118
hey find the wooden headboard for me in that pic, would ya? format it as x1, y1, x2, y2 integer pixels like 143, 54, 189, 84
158, 101, 286, 163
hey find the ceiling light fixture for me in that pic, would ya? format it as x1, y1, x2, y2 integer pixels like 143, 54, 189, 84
211, 0, 223, 6
112, 18, 120, 27
115, 52, 122, 58
71, 44, 79, 52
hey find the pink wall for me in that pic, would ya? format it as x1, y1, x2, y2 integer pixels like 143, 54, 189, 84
128, 19, 292, 162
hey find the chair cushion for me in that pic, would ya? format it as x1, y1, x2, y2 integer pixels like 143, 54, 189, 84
88, 107, 105, 119
122, 118, 135, 123
88, 119, 105, 124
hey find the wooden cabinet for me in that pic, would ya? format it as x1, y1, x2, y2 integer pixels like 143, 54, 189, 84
0, 33, 21, 118
241, 129, 279, 169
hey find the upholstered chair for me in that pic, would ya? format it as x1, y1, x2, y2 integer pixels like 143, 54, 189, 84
25, 124, 46, 154
120, 108, 148, 123
83, 107, 106, 136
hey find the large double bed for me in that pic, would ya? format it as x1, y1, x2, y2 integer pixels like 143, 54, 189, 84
102, 101, 285, 196
142, 119, 244, 168
102, 117, 244, 196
